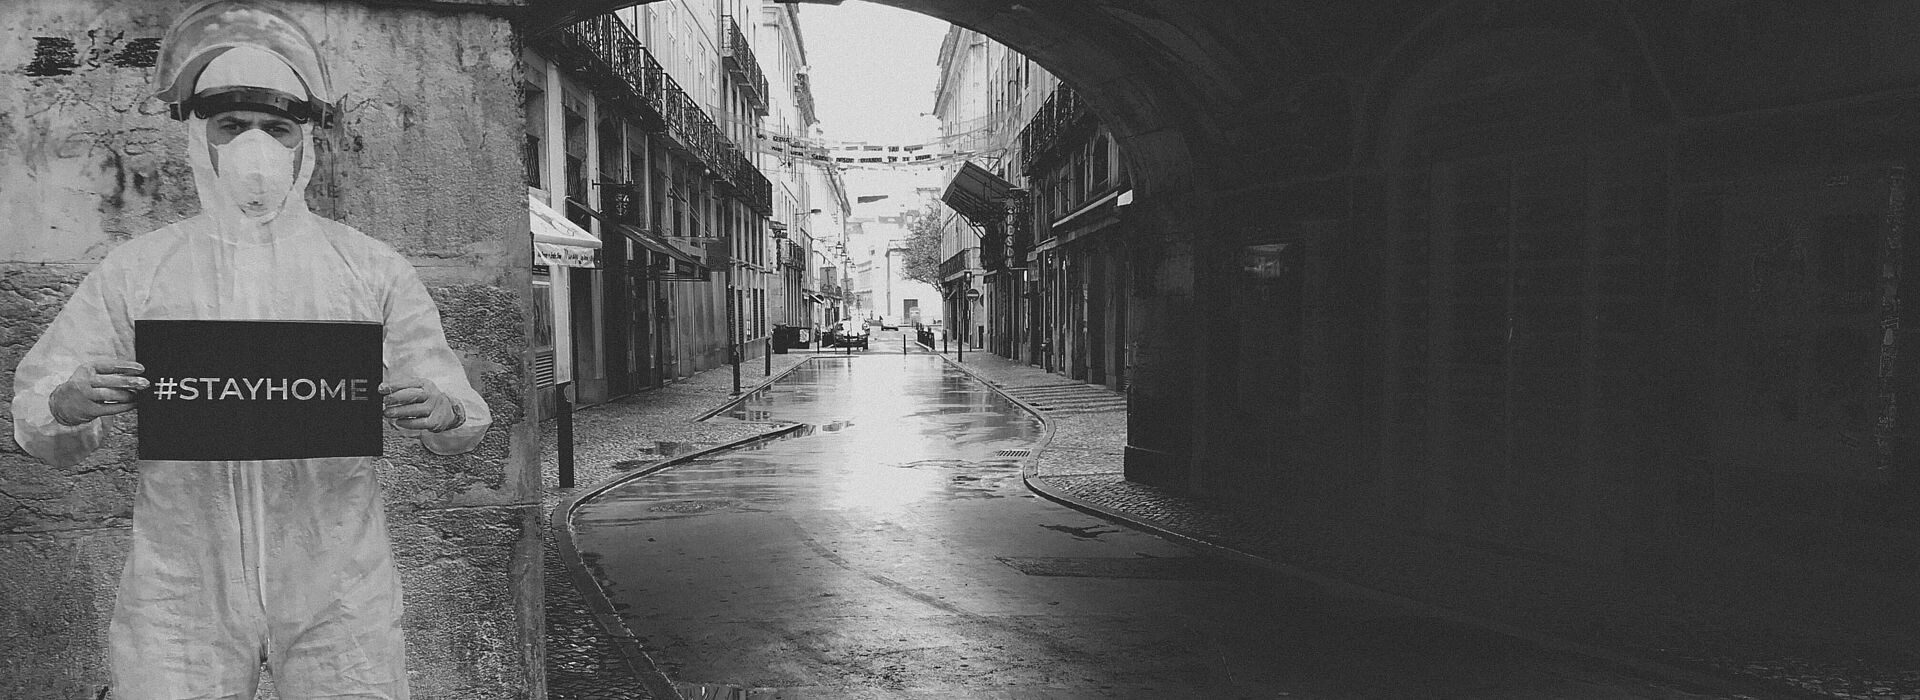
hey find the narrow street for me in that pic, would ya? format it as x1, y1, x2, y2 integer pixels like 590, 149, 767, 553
567, 348, 1731, 699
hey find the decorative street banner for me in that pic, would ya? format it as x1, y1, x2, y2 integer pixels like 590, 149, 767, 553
135, 320, 384, 461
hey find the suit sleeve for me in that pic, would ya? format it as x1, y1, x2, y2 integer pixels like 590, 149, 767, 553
11, 266, 135, 467
381, 259, 491, 456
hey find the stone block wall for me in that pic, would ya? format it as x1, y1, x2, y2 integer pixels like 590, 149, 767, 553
0, 1, 541, 697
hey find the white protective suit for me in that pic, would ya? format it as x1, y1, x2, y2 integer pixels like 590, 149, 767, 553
10, 83, 489, 699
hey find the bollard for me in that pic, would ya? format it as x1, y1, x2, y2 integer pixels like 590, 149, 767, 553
556, 381, 574, 489
766, 337, 773, 375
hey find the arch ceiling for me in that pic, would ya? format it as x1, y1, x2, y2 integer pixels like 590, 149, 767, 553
514, 0, 1318, 199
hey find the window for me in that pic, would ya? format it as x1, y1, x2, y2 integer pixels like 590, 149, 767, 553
652, 166, 668, 232
1090, 134, 1111, 190
1073, 146, 1089, 201
563, 103, 587, 206
522, 84, 545, 190
598, 116, 624, 195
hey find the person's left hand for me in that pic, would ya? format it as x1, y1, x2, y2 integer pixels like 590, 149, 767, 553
380, 377, 465, 432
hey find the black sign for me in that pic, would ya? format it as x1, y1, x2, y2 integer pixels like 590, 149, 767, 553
135, 320, 383, 461
604, 183, 641, 226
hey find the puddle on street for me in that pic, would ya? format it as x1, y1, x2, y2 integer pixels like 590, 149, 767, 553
577, 355, 1043, 528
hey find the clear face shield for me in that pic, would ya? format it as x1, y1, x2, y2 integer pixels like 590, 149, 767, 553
179, 45, 318, 227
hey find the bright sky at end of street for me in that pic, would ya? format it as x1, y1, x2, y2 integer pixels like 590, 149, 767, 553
799, 1, 952, 212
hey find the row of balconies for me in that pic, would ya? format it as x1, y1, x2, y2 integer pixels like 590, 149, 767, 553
722, 16, 770, 116
541, 14, 773, 216
1017, 82, 1093, 175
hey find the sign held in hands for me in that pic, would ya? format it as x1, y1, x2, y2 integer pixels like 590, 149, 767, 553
136, 320, 383, 461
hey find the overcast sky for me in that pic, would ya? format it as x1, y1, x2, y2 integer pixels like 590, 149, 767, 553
797, 1, 951, 212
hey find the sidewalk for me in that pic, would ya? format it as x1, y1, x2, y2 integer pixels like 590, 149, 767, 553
540, 342, 1902, 700
541, 351, 815, 700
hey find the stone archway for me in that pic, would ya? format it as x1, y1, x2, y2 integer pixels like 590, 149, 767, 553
519, 0, 1311, 489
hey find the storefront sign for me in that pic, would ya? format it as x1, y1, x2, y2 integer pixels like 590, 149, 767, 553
136, 320, 384, 461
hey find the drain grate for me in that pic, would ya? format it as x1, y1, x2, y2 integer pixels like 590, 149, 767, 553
647, 498, 740, 513
995, 448, 1032, 457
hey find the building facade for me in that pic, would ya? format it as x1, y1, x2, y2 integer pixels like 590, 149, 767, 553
524, 0, 833, 409
931, 28, 1130, 388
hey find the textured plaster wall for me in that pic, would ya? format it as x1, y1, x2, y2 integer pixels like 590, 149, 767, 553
0, 2, 541, 698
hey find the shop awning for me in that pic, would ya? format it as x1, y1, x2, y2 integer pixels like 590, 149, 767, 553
530, 192, 601, 268
942, 161, 1014, 227
558, 198, 708, 279
615, 223, 703, 269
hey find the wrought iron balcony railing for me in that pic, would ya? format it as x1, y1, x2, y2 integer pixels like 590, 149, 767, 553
722, 17, 770, 116
794, 72, 817, 126
938, 248, 978, 280
537, 14, 773, 216
1018, 82, 1093, 174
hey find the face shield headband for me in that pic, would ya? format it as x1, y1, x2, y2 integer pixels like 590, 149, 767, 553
177, 87, 328, 126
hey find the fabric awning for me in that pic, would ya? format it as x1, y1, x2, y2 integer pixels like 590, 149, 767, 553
555, 196, 705, 272
942, 160, 1014, 227
615, 223, 702, 268
530, 192, 600, 268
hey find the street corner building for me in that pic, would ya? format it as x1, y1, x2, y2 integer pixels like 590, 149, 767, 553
0, 1, 540, 697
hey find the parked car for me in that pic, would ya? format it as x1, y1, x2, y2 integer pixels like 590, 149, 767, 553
878, 316, 902, 331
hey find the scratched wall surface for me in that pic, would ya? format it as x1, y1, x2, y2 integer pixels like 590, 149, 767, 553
0, 2, 541, 698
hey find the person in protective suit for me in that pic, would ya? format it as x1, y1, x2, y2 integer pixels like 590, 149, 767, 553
9, 2, 489, 697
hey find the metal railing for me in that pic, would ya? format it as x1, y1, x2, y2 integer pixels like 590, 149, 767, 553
1018, 82, 1092, 174
538, 14, 773, 215
939, 247, 978, 280
794, 72, 817, 126
722, 16, 769, 115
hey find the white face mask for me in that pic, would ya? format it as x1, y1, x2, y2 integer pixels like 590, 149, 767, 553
212, 128, 299, 221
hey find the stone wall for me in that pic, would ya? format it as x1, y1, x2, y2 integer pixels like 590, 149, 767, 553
0, 1, 541, 697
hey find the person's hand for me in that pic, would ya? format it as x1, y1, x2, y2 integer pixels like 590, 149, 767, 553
49, 361, 148, 426
379, 377, 465, 433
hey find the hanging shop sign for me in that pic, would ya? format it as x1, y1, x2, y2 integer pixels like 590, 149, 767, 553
602, 183, 642, 226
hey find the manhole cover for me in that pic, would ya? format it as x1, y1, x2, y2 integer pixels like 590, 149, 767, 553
647, 498, 739, 513
996, 556, 1231, 580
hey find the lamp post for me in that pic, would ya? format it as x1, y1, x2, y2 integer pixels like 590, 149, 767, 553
727, 228, 740, 396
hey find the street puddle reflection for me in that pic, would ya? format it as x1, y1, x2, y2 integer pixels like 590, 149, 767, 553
578, 355, 1042, 528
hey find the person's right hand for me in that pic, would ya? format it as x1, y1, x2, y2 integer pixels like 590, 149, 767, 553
49, 361, 148, 426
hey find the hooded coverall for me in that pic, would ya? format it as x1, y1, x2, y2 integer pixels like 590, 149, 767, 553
10, 88, 489, 700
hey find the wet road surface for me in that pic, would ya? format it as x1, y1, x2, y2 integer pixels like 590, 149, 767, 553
570, 354, 1731, 699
